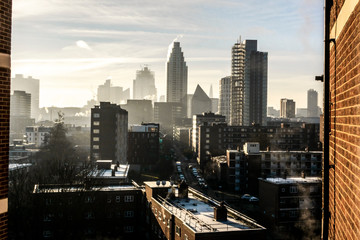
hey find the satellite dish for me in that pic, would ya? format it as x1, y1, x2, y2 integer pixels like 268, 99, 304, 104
162, 180, 166, 186
156, 180, 160, 186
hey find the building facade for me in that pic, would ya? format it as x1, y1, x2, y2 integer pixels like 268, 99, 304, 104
0, 1, 12, 236
90, 102, 128, 163
166, 42, 188, 117
127, 123, 159, 166
133, 66, 157, 102
11, 74, 40, 120
122, 99, 153, 125
259, 177, 322, 239
324, 1, 360, 239
25, 126, 52, 147
230, 39, 267, 126
154, 102, 183, 136
280, 99, 296, 118
307, 89, 318, 117
219, 76, 231, 123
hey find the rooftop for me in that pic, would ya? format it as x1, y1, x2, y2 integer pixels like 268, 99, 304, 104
144, 181, 173, 188
33, 184, 138, 194
91, 164, 129, 178
153, 190, 264, 233
261, 177, 322, 184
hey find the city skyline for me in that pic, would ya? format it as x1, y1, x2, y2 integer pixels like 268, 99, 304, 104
12, 0, 323, 109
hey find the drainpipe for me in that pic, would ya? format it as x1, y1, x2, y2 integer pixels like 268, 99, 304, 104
322, 0, 331, 239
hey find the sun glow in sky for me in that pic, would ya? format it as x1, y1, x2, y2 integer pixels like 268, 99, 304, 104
12, 0, 324, 109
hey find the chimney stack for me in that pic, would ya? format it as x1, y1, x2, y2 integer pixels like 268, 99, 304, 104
214, 202, 227, 221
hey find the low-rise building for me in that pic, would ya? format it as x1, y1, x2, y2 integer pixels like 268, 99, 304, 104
144, 181, 266, 240
25, 126, 52, 147
259, 177, 321, 239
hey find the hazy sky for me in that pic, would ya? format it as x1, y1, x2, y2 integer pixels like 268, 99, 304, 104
12, 0, 324, 109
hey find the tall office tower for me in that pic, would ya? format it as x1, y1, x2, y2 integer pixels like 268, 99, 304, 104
10, 91, 31, 117
11, 74, 40, 120
230, 39, 267, 126
166, 42, 188, 117
191, 85, 212, 117
133, 66, 157, 102
219, 76, 231, 123
323, 2, 360, 239
280, 98, 296, 118
91, 102, 128, 163
209, 84, 213, 98
0, 1, 11, 236
307, 89, 318, 117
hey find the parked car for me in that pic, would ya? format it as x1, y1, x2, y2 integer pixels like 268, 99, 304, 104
249, 197, 259, 202
241, 194, 252, 200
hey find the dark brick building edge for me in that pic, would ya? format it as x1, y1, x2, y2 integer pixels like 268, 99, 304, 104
0, 0, 12, 239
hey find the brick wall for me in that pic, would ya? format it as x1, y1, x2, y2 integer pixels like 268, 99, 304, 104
328, 0, 360, 239
0, 0, 11, 239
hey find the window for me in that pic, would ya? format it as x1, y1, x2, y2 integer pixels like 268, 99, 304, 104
310, 186, 318, 193
116, 196, 121, 203
124, 211, 134, 218
93, 113, 100, 118
289, 210, 298, 218
93, 129, 99, 134
43, 230, 52, 238
93, 145, 99, 149
93, 137, 99, 141
290, 186, 298, 193
124, 195, 134, 202
107, 197, 112, 203
124, 226, 134, 233
175, 225, 181, 236
93, 121, 100, 126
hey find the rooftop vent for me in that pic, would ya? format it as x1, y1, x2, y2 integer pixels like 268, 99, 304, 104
214, 201, 227, 221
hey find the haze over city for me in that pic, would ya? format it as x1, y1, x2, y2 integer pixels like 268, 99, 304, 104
12, 0, 323, 108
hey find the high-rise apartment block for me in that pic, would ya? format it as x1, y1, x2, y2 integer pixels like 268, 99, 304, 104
219, 76, 231, 123
230, 39, 267, 126
91, 102, 128, 163
133, 66, 157, 102
280, 99, 295, 118
307, 89, 318, 117
166, 42, 188, 117
11, 74, 40, 120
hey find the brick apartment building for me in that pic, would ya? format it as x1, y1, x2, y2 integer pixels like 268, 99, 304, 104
211, 143, 322, 194
197, 123, 321, 169
32, 162, 144, 239
0, 0, 12, 238
323, 0, 360, 239
144, 181, 266, 240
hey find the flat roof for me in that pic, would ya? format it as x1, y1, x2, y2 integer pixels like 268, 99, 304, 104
33, 184, 138, 193
91, 164, 129, 178
157, 193, 259, 233
261, 177, 322, 184
9, 163, 32, 171
144, 181, 173, 188
259, 151, 323, 154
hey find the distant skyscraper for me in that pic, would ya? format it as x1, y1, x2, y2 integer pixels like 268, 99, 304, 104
10, 90, 31, 117
230, 39, 267, 126
307, 89, 318, 117
133, 66, 157, 102
219, 76, 231, 123
191, 85, 212, 117
11, 74, 40, 120
97, 79, 129, 104
280, 99, 296, 118
166, 42, 188, 117
209, 84, 213, 98
91, 102, 128, 163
